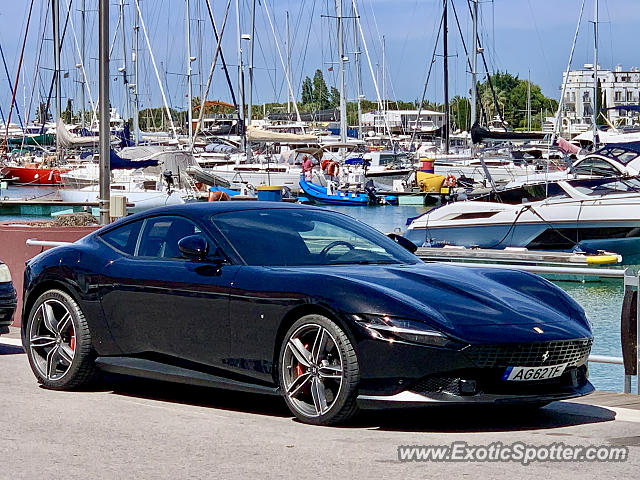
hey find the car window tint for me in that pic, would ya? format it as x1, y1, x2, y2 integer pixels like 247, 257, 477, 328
136, 216, 202, 259
100, 220, 143, 255
211, 209, 418, 266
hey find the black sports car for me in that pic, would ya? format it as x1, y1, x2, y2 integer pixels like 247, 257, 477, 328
22, 203, 593, 425
0, 262, 17, 335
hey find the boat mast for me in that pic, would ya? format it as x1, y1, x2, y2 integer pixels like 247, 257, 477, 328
527, 69, 532, 131
336, 0, 347, 144
286, 11, 291, 115
592, 0, 599, 148
98, 0, 111, 225
247, 0, 256, 126
382, 35, 386, 114
119, 0, 130, 125
443, 0, 450, 154
470, 0, 478, 130
53, 0, 62, 158
246, 0, 255, 162
186, 0, 193, 147
80, 0, 85, 129
235, 0, 246, 155
353, 4, 362, 140
132, 0, 140, 144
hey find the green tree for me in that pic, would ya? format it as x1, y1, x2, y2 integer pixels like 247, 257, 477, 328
61, 98, 74, 123
301, 76, 313, 104
450, 96, 470, 131
312, 69, 329, 109
596, 79, 607, 126
329, 86, 340, 108
36, 102, 51, 124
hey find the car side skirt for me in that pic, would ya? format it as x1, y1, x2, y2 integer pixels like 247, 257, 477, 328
95, 356, 280, 396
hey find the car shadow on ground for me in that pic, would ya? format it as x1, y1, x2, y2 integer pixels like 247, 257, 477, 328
98, 374, 616, 433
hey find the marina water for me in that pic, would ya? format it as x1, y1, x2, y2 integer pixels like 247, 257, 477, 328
1, 186, 634, 393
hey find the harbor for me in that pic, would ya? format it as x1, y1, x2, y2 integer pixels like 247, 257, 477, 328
1, 0, 640, 476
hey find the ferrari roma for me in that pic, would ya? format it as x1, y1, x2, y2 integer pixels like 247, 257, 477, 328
22, 202, 593, 425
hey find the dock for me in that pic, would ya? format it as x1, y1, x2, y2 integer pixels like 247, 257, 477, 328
0, 199, 134, 216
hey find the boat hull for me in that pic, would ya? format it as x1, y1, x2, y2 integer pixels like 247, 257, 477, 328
0, 166, 69, 186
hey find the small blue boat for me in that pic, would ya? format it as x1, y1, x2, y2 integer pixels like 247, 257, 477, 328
299, 177, 397, 206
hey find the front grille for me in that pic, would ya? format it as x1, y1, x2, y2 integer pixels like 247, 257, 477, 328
464, 339, 592, 368
410, 376, 461, 396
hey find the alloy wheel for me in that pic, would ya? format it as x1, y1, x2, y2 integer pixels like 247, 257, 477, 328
28, 299, 76, 381
282, 323, 344, 418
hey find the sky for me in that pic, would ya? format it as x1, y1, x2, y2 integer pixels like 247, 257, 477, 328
1, 0, 639, 125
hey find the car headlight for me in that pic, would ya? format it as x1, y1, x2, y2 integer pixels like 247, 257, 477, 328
353, 313, 460, 348
0, 264, 12, 283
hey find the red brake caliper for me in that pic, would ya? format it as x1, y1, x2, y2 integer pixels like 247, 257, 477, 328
70, 335, 76, 351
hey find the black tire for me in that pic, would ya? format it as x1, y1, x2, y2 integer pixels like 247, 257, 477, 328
25, 289, 97, 390
279, 314, 359, 425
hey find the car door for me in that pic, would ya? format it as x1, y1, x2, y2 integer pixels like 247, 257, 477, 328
99, 214, 240, 368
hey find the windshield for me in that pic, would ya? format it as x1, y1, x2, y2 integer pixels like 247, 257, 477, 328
568, 177, 640, 196
211, 208, 419, 266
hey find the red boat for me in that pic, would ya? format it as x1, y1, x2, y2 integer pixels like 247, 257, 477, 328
0, 164, 70, 186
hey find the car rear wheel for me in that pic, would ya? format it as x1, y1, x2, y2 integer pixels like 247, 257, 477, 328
25, 289, 97, 390
279, 314, 359, 425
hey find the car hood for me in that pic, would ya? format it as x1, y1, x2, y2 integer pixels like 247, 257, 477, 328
284, 263, 590, 339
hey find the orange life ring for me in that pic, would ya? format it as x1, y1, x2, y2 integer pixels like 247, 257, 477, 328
322, 160, 340, 177
444, 174, 457, 188
208, 190, 230, 202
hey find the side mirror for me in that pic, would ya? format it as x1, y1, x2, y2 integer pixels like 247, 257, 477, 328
387, 233, 418, 253
178, 234, 209, 260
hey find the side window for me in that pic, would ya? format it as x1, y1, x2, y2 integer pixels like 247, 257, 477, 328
136, 216, 203, 259
100, 220, 143, 255
574, 159, 620, 177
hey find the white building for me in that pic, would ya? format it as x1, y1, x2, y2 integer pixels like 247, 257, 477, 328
560, 64, 640, 137
360, 109, 444, 135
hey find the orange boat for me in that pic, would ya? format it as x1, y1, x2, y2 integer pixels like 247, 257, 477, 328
1, 163, 70, 186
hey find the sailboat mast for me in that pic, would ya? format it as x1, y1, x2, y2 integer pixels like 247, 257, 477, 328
592, 0, 599, 148
52, 0, 61, 157
119, 0, 129, 124
80, 0, 85, 128
98, 0, 111, 225
353, 5, 362, 139
186, 0, 193, 145
286, 11, 291, 115
336, 0, 347, 144
527, 69, 531, 131
443, 0, 450, 154
235, 0, 246, 154
247, 0, 256, 126
470, 0, 478, 129
133, 1, 140, 144
382, 35, 386, 114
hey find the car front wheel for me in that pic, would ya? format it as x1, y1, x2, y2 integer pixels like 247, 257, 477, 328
25, 289, 97, 390
279, 314, 360, 425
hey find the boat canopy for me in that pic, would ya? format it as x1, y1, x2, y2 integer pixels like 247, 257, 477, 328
246, 126, 317, 143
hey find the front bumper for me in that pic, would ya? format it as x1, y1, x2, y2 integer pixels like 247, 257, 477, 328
0, 282, 17, 335
357, 365, 594, 409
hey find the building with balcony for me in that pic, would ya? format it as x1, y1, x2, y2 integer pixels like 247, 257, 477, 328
360, 109, 445, 136
560, 64, 640, 137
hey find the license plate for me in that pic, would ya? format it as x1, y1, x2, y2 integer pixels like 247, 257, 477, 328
502, 363, 568, 381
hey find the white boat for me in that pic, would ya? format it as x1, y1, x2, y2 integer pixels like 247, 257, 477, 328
59, 177, 190, 213
405, 176, 640, 264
